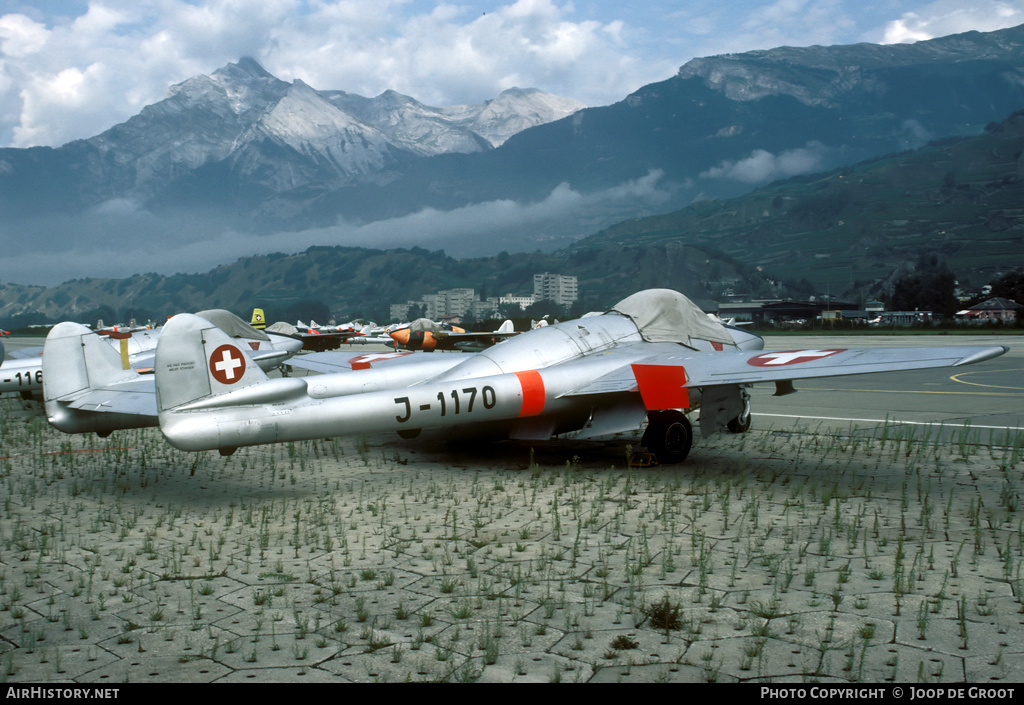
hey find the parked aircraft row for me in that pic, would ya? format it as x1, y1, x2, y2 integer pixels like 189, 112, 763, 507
33, 289, 1006, 464
2, 306, 513, 398
1, 310, 302, 401
252, 309, 393, 351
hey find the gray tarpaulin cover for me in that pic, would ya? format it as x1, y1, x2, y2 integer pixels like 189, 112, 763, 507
265, 321, 298, 336
406, 318, 441, 333
195, 310, 272, 342
609, 289, 733, 346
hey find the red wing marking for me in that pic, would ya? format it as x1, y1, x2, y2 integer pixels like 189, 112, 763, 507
515, 370, 545, 417
747, 349, 846, 367
349, 352, 413, 370
631, 364, 690, 411
209, 344, 247, 384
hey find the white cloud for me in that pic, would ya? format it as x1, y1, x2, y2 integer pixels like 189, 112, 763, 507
700, 143, 829, 183
674, 0, 861, 59
0, 13, 50, 57
880, 1, 1024, 44
0, 0, 665, 148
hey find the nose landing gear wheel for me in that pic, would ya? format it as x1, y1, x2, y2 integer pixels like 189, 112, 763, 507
727, 411, 751, 433
642, 410, 693, 464
727, 389, 752, 433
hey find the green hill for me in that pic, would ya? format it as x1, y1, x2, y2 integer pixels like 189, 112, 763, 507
575, 111, 1024, 298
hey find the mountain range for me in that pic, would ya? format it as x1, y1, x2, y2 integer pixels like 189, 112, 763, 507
4, 25, 1024, 289
4, 105, 1024, 328
0, 57, 582, 214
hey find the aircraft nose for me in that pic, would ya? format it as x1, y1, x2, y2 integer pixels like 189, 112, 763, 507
284, 338, 304, 354
390, 329, 411, 347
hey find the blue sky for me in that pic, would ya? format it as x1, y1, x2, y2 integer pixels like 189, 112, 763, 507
1, 0, 1023, 147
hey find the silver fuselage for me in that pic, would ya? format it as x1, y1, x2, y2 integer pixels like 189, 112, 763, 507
159, 313, 762, 452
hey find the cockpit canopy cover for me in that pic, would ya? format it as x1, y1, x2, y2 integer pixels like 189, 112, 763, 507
195, 310, 271, 342
609, 289, 733, 346
406, 318, 441, 333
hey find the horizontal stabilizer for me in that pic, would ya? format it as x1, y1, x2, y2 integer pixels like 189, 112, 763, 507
176, 377, 308, 411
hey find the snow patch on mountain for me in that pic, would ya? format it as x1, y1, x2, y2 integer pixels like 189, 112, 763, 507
74, 58, 582, 196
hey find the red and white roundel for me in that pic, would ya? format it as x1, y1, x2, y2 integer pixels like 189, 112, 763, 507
349, 352, 413, 370
209, 344, 247, 384
747, 349, 846, 367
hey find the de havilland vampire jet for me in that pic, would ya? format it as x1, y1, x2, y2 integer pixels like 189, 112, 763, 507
388, 319, 519, 352
40, 309, 302, 433
116, 289, 1006, 463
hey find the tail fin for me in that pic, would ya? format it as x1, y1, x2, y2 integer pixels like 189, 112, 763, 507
250, 308, 267, 329
496, 320, 514, 334
155, 313, 273, 412
156, 313, 308, 452
43, 323, 139, 402
43, 322, 155, 434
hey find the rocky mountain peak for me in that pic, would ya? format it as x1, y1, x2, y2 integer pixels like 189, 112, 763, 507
676, 23, 1024, 106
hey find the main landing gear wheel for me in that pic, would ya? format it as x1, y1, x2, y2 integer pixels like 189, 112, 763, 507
642, 410, 693, 465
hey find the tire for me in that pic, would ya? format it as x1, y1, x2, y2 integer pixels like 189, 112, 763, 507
642, 410, 693, 464
727, 389, 752, 433
727, 413, 751, 434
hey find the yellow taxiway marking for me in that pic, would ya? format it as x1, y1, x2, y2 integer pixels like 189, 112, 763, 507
949, 368, 1024, 391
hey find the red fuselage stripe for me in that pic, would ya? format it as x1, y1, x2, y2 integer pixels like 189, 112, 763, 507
515, 370, 545, 417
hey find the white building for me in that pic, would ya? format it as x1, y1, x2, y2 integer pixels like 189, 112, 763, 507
392, 288, 477, 321
500, 293, 536, 311
533, 273, 578, 307
391, 274, 579, 321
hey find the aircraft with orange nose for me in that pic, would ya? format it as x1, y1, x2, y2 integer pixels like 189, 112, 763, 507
389, 319, 516, 352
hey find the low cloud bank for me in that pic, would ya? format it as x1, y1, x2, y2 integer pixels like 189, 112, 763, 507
2, 170, 675, 286
700, 142, 829, 183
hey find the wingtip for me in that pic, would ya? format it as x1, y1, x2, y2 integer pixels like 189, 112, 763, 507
952, 346, 1009, 366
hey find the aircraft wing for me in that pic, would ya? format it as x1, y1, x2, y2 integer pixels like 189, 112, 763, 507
647, 345, 1006, 384
7, 346, 43, 359
289, 350, 416, 373
61, 378, 157, 417
289, 350, 466, 376
440, 331, 519, 352
563, 345, 1008, 402
293, 331, 354, 352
